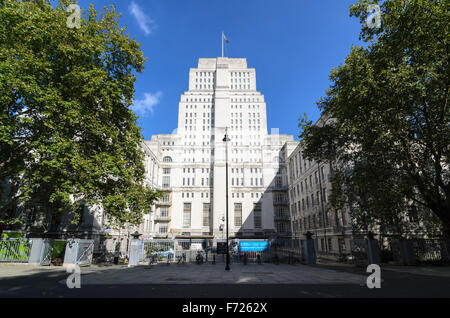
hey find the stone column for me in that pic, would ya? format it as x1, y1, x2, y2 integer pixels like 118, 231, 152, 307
128, 239, 142, 266
366, 233, 381, 265
63, 239, 79, 266
305, 231, 316, 265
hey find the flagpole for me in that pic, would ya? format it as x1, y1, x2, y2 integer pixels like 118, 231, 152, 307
221, 31, 224, 57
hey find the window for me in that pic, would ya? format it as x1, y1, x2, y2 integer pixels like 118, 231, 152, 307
161, 193, 170, 203
162, 176, 170, 188
253, 203, 262, 229
338, 238, 345, 253
275, 176, 282, 187
183, 203, 191, 228
160, 207, 169, 217
234, 203, 242, 226
203, 203, 211, 227
163, 168, 171, 174
163, 156, 172, 162
159, 223, 168, 233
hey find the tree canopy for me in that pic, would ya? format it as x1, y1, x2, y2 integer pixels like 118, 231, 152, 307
299, 0, 449, 237
0, 0, 161, 232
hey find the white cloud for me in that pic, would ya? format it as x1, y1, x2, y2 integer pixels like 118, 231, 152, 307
131, 92, 162, 117
128, 1, 155, 36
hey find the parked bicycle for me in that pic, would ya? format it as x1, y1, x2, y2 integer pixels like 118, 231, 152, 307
149, 253, 158, 265
177, 253, 186, 264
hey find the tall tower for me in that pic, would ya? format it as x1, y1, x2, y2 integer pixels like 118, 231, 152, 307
146, 57, 296, 240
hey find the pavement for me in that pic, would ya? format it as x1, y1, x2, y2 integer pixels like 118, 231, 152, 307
61, 263, 367, 285
0, 262, 450, 298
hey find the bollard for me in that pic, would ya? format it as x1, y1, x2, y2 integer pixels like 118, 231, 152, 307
212, 254, 216, 265
257, 254, 261, 265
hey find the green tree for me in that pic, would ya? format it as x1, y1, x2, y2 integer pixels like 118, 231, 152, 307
0, 0, 161, 232
299, 0, 449, 237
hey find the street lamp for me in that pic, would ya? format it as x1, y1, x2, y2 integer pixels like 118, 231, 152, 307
223, 128, 231, 271
316, 115, 336, 255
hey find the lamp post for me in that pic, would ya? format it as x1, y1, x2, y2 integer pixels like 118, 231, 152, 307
317, 160, 328, 254
223, 128, 231, 271
219, 217, 225, 262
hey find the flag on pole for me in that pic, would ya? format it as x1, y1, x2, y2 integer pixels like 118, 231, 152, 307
223, 33, 229, 43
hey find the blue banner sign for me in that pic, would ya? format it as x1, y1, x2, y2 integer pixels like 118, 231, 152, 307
239, 241, 269, 252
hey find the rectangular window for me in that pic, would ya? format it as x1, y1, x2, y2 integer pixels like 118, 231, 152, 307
275, 176, 282, 187
163, 168, 171, 174
162, 176, 170, 188
203, 203, 211, 227
160, 206, 169, 217
159, 223, 168, 233
253, 203, 262, 229
161, 193, 170, 203
183, 203, 191, 228
234, 203, 242, 227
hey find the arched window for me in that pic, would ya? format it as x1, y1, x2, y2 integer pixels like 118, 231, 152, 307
163, 156, 172, 162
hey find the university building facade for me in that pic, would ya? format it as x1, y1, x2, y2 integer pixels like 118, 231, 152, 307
137, 57, 298, 240
285, 116, 353, 260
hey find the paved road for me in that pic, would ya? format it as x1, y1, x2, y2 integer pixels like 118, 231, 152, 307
0, 263, 449, 298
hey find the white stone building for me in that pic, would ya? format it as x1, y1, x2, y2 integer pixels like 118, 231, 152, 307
286, 115, 353, 260
140, 57, 298, 240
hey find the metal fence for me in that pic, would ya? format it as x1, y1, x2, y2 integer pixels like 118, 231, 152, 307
0, 238, 32, 263
143, 239, 175, 263
386, 238, 450, 265
75, 240, 94, 266
411, 239, 450, 263
355, 237, 450, 266
40, 239, 68, 266
350, 239, 368, 266
137, 238, 309, 265
270, 239, 304, 264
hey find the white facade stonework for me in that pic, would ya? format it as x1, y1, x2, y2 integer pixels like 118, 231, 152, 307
286, 115, 353, 260
142, 57, 298, 239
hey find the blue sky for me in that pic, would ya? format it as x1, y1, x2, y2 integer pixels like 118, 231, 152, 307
75, 0, 366, 140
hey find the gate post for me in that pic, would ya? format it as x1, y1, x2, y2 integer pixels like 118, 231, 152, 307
128, 238, 142, 266
366, 232, 381, 265
28, 238, 44, 265
63, 239, 79, 266
305, 232, 316, 265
